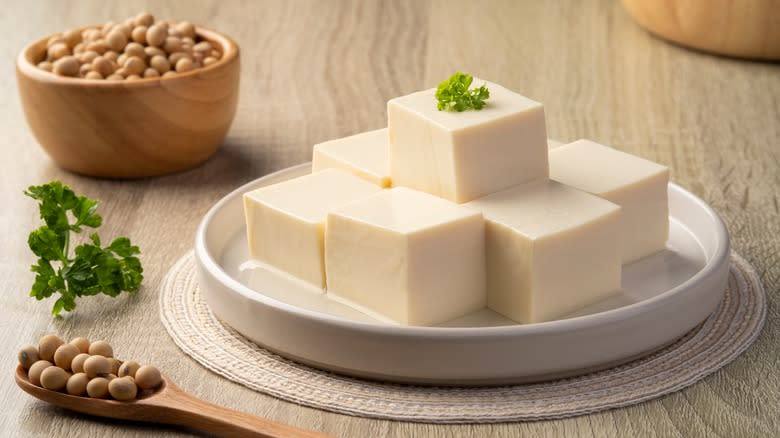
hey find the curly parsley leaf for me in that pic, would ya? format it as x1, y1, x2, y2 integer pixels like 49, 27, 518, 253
435, 72, 490, 112
24, 181, 143, 316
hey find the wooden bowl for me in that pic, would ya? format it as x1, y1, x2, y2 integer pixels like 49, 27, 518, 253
16, 26, 240, 178
622, 0, 780, 61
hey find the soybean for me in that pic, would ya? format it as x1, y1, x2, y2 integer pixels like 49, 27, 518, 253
83, 355, 111, 378
124, 42, 145, 59
163, 36, 183, 54
146, 24, 167, 47
134, 12, 154, 27
40, 366, 70, 391
131, 25, 147, 44
71, 353, 90, 373
66, 373, 89, 396
175, 21, 195, 39
86, 377, 110, 398
53, 56, 79, 76
150, 55, 171, 73
38, 335, 64, 362
88, 340, 113, 358
78, 63, 92, 77
104, 50, 119, 62
85, 71, 103, 80
28, 360, 53, 387
79, 51, 98, 64
37, 61, 53, 72
123, 56, 145, 76
106, 29, 128, 52
135, 365, 162, 389
108, 357, 121, 375
63, 29, 82, 47
47, 43, 70, 60
109, 376, 138, 401
92, 56, 114, 77
18, 345, 39, 369
53, 343, 80, 370
118, 360, 140, 378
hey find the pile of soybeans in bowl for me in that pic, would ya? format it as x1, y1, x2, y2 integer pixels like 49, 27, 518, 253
38, 12, 222, 80
18, 335, 162, 401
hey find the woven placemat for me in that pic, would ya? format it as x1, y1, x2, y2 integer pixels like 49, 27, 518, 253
159, 251, 766, 423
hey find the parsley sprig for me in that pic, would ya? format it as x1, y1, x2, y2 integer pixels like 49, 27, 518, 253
24, 181, 143, 316
435, 72, 490, 112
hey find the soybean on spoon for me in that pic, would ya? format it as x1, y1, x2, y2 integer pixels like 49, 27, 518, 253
15, 365, 330, 438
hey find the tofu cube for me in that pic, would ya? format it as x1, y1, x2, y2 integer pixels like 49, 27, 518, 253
325, 187, 486, 326
312, 128, 391, 188
466, 181, 622, 324
243, 169, 383, 288
549, 139, 669, 263
388, 79, 549, 203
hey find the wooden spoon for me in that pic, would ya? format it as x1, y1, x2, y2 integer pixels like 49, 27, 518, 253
15, 365, 331, 438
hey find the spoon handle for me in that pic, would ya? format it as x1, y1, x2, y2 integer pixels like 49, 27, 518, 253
148, 382, 331, 438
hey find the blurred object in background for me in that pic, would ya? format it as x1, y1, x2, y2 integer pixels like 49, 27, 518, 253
622, 0, 780, 60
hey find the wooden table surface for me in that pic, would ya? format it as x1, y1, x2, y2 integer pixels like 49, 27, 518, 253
1, 1, 778, 436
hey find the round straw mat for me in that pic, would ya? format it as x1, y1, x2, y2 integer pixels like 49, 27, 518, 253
159, 251, 766, 423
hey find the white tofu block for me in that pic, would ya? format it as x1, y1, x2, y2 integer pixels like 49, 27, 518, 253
312, 128, 391, 188
243, 169, 383, 288
466, 181, 622, 324
388, 79, 549, 203
325, 187, 486, 326
549, 139, 669, 263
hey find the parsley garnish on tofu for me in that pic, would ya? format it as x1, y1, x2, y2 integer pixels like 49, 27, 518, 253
436, 72, 490, 112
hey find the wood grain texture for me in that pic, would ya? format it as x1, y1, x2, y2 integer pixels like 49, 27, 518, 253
0, 1, 777, 437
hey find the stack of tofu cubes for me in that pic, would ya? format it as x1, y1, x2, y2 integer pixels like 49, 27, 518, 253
244, 79, 669, 326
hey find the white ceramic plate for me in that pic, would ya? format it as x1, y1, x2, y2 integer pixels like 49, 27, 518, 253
194, 163, 730, 385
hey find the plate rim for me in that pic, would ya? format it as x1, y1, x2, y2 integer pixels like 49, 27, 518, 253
195, 162, 730, 337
